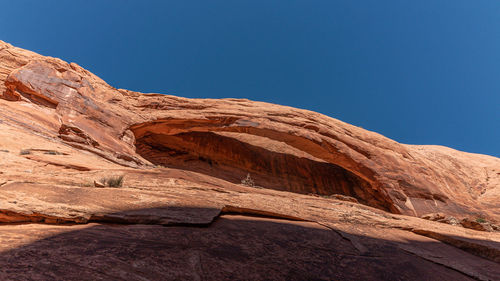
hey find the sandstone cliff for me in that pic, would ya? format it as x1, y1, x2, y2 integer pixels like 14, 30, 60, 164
1, 40, 498, 219
0, 40, 499, 280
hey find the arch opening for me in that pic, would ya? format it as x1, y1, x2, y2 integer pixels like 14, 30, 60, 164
131, 123, 394, 212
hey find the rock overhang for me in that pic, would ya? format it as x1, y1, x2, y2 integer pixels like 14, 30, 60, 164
0, 40, 498, 221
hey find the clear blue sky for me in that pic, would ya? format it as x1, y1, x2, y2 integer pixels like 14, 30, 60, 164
1, 1, 499, 157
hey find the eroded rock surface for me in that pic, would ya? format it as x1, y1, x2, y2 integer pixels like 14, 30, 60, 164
0, 40, 499, 280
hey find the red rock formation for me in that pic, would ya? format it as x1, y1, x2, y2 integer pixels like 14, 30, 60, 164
1, 40, 500, 280
1, 40, 498, 220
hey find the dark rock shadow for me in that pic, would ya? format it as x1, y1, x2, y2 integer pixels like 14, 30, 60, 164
0, 207, 498, 280
135, 131, 393, 212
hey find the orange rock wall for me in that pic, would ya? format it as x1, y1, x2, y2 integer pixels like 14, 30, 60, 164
1, 40, 499, 220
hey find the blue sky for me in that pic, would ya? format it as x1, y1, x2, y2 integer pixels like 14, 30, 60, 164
1, 1, 499, 157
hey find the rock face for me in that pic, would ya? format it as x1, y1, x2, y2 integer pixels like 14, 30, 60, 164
0, 40, 499, 280
1, 40, 499, 219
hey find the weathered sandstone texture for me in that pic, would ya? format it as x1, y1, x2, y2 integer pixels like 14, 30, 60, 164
0, 40, 499, 280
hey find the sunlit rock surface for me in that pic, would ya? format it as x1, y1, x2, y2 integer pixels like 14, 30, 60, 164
0, 40, 499, 280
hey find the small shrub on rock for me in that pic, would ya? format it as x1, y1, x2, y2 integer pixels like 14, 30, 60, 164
98, 175, 125, 188
476, 217, 487, 223
241, 173, 255, 187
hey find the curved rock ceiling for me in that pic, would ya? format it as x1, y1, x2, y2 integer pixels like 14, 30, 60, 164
133, 129, 394, 211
